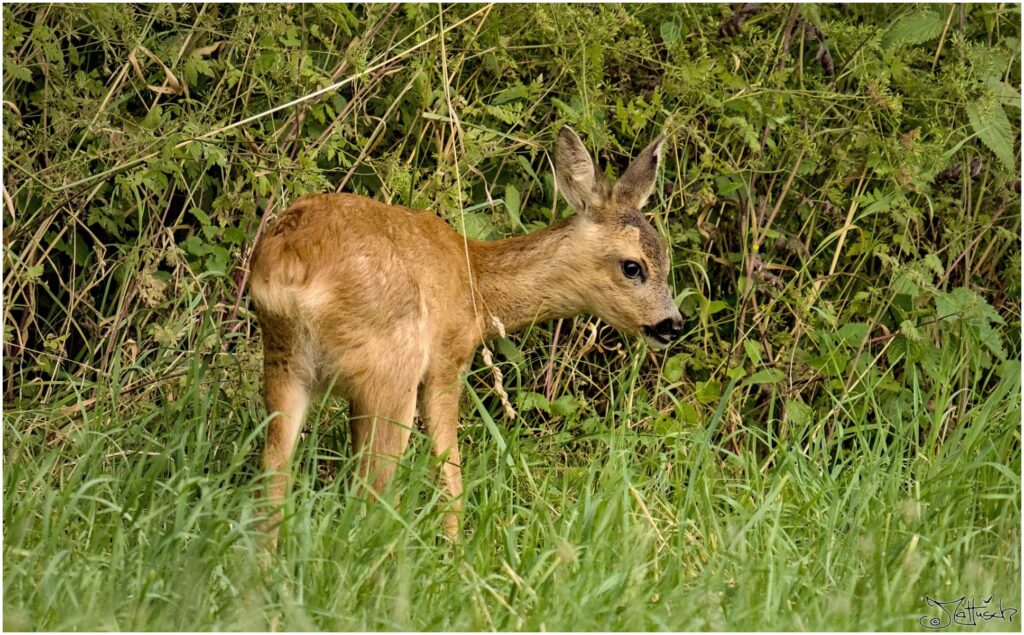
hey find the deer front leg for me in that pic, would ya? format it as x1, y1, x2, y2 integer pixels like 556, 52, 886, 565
421, 365, 465, 540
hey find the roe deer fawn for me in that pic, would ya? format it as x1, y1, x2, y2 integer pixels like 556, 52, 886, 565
250, 126, 683, 541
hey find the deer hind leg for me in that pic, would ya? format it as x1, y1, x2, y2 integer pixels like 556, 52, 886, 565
420, 363, 465, 540
260, 357, 310, 542
347, 345, 426, 498
257, 311, 314, 545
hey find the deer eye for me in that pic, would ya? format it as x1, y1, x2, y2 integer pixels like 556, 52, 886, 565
620, 260, 645, 281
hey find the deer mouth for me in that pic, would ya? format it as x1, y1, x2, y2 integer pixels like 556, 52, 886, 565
642, 325, 673, 349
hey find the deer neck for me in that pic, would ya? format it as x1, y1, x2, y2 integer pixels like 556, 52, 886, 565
469, 218, 590, 341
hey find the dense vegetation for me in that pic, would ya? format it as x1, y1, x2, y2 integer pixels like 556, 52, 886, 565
3, 3, 1020, 630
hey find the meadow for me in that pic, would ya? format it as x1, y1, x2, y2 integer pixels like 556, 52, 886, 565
3, 4, 1021, 630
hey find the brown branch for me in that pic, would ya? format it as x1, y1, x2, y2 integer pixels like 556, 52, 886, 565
718, 4, 762, 39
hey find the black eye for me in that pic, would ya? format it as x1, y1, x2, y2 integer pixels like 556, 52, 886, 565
621, 260, 644, 281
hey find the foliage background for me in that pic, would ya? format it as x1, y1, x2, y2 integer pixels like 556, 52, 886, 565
3, 3, 1021, 630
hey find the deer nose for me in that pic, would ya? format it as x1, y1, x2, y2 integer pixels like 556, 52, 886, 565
652, 316, 685, 341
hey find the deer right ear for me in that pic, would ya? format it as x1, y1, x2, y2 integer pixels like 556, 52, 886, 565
612, 133, 665, 210
554, 126, 606, 216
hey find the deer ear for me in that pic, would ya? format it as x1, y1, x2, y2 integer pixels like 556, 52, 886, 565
613, 133, 666, 210
554, 126, 607, 215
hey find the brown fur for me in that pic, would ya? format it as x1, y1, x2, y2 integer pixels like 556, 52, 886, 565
250, 127, 681, 541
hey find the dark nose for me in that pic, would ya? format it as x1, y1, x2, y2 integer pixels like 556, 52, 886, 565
653, 317, 685, 341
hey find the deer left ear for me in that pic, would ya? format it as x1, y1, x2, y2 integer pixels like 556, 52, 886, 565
612, 133, 666, 210
554, 126, 608, 215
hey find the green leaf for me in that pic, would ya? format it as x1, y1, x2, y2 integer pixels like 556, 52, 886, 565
799, 4, 822, 26
280, 27, 300, 47
653, 413, 678, 435
837, 322, 870, 346
676, 402, 700, 426
882, 11, 947, 48
744, 368, 785, 386
551, 97, 579, 121
742, 339, 763, 366
967, 99, 1017, 171
695, 380, 722, 405
24, 263, 44, 282
935, 287, 1007, 360
705, 300, 730, 316
181, 235, 210, 257
660, 22, 681, 47
662, 354, 686, 383
549, 395, 580, 418
977, 323, 1007, 361
922, 253, 944, 277
454, 211, 496, 240
504, 184, 521, 229
785, 399, 813, 428
936, 288, 1004, 326
984, 77, 1022, 110
6, 60, 31, 82
715, 177, 745, 197
204, 244, 230, 275
496, 337, 523, 364
492, 85, 530, 105
726, 366, 747, 381
189, 207, 211, 226
141, 103, 163, 130
518, 391, 550, 414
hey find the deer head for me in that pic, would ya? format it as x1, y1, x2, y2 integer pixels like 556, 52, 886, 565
554, 126, 683, 349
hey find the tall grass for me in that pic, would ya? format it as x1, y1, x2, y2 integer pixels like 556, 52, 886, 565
4, 329, 1019, 629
